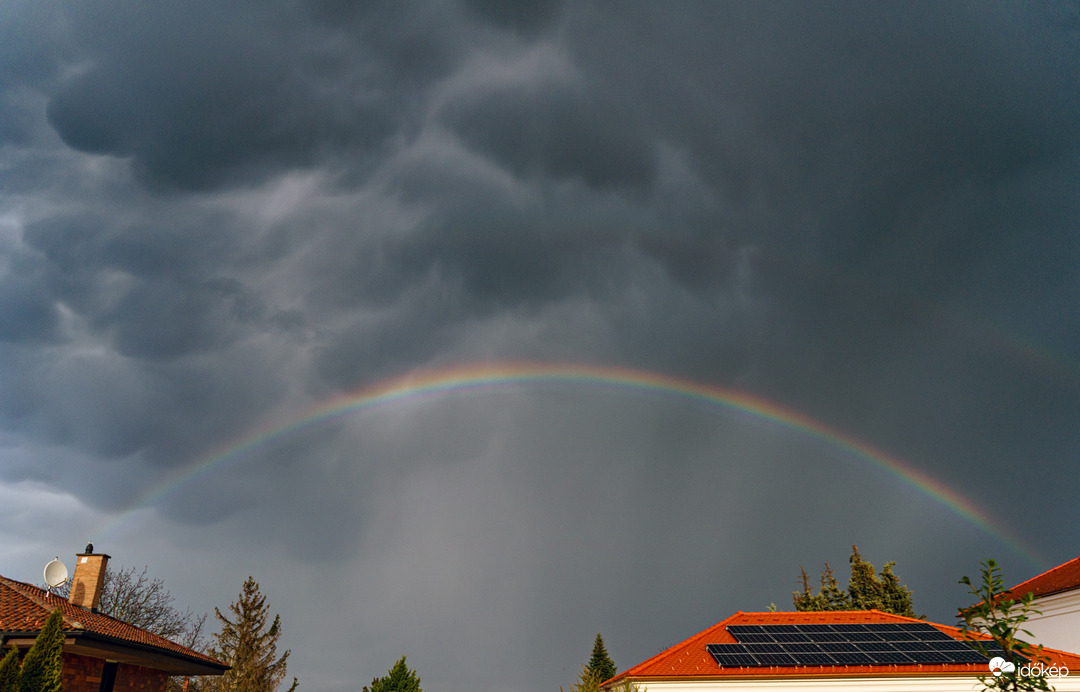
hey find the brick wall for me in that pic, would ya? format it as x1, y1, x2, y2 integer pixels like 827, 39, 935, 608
61, 652, 104, 692
114, 662, 169, 692
60, 653, 168, 692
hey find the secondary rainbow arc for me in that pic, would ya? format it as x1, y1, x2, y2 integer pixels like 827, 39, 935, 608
99, 362, 1042, 566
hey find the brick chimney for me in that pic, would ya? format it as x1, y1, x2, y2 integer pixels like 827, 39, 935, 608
69, 545, 110, 611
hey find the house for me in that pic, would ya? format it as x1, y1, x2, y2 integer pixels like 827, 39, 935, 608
1002, 554, 1080, 656
0, 549, 228, 692
602, 609, 1080, 692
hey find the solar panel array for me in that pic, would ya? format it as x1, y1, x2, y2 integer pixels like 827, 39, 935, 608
707, 623, 1005, 668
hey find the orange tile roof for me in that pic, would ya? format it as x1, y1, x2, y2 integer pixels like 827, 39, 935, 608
1006, 555, 1080, 600
0, 575, 224, 669
605, 610, 1080, 685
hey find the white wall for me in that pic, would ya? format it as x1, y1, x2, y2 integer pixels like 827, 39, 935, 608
1027, 589, 1080, 656
624, 674, 1080, 692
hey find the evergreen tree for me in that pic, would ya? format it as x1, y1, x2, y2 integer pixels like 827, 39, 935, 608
0, 646, 20, 692
792, 566, 825, 611
848, 546, 885, 610
209, 576, 297, 692
19, 608, 63, 692
820, 563, 852, 611
789, 547, 917, 616
562, 665, 601, 692
879, 562, 916, 618
370, 656, 421, 692
585, 634, 617, 683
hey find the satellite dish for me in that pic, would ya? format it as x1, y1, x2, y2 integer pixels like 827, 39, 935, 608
44, 558, 69, 589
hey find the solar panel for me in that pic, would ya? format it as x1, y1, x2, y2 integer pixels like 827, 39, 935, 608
793, 653, 837, 666
887, 631, 921, 641
712, 653, 759, 667
783, 643, 825, 653
948, 650, 994, 664
904, 650, 952, 664
736, 633, 777, 643
829, 652, 876, 665
855, 641, 899, 652
727, 625, 764, 635
709, 622, 997, 669
824, 642, 859, 653
866, 651, 915, 665
812, 632, 850, 643
755, 653, 799, 666
772, 633, 811, 643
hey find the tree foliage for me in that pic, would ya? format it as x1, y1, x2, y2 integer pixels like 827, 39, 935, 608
586, 634, 617, 684
208, 576, 297, 692
959, 559, 1052, 692
791, 546, 917, 617
0, 646, 20, 692
18, 608, 63, 692
562, 665, 601, 692
369, 656, 422, 692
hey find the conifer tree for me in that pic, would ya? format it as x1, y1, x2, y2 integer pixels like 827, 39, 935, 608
879, 562, 916, 618
0, 646, 20, 692
562, 665, 601, 692
819, 563, 852, 610
18, 608, 63, 692
209, 576, 297, 692
848, 546, 886, 610
792, 566, 824, 611
370, 656, 421, 692
790, 547, 917, 616
586, 633, 617, 683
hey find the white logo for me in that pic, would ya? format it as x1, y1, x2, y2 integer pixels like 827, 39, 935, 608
989, 657, 1015, 677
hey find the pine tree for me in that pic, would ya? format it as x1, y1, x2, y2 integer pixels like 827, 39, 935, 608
19, 608, 63, 692
209, 576, 297, 692
0, 646, 20, 692
370, 656, 421, 692
792, 566, 824, 611
586, 633, 617, 683
879, 562, 916, 618
563, 665, 601, 692
848, 546, 885, 610
790, 547, 917, 616
819, 563, 852, 610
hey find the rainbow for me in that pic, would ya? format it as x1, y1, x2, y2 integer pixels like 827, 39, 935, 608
99, 362, 1042, 565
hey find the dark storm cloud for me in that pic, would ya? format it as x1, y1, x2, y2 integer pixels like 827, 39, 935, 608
2, 2, 1079, 691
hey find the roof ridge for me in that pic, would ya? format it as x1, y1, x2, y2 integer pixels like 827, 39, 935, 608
0, 576, 84, 629
0, 574, 223, 667
1007, 555, 1080, 598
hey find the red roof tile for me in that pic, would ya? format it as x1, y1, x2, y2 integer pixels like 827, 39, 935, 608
1006, 555, 1080, 600
606, 610, 1080, 685
0, 575, 223, 668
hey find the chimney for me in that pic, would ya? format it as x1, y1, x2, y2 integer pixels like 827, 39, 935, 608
69, 545, 110, 611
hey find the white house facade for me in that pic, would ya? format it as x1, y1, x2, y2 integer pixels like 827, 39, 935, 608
1006, 555, 1080, 656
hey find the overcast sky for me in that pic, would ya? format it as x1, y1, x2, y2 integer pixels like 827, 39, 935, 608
2, 1, 1079, 690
